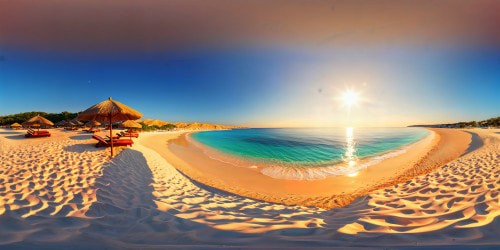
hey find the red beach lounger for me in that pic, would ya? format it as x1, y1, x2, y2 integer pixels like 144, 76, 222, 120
118, 132, 139, 138
25, 129, 51, 138
92, 135, 133, 148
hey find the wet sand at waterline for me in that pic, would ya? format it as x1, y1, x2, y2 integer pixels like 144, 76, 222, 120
0, 128, 498, 248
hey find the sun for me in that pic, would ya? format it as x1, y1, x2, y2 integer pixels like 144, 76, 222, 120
341, 89, 359, 108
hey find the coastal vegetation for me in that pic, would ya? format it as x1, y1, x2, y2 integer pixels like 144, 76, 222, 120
0, 112, 240, 131
0, 111, 78, 126
140, 123, 177, 131
409, 116, 500, 128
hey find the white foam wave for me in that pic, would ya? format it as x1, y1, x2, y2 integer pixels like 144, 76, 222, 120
260, 147, 409, 180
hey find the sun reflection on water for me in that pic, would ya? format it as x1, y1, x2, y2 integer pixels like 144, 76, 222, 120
344, 127, 359, 177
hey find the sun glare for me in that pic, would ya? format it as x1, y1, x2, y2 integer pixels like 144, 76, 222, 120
341, 90, 359, 108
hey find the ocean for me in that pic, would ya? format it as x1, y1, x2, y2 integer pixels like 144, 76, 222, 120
191, 127, 429, 180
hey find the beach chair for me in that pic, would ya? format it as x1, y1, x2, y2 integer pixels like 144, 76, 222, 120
86, 128, 100, 133
117, 132, 139, 138
27, 129, 50, 135
92, 135, 133, 148
25, 129, 51, 138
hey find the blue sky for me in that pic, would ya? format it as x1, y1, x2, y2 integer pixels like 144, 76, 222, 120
2, 1, 500, 127
1, 45, 499, 127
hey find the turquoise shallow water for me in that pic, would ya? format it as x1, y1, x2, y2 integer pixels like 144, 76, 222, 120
191, 128, 429, 169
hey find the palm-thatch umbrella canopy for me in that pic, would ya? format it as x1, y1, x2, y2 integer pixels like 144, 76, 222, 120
71, 118, 84, 127
121, 120, 142, 129
23, 115, 54, 130
78, 97, 142, 156
55, 120, 69, 127
10, 122, 22, 130
85, 120, 101, 127
120, 120, 142, 140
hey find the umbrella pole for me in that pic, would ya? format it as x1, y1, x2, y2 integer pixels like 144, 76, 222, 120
110, 113, 114, 157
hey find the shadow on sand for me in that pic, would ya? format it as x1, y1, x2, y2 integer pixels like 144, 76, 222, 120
2, 131, 26, 140
76, 149, 245, 248
0, 131, 24, 135
462, 131, 483, 155
63, 143, 101, 153
69, 135, 92, 141
4, 134, 27, 140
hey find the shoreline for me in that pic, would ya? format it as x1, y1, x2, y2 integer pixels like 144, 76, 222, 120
139, 128, 472, 209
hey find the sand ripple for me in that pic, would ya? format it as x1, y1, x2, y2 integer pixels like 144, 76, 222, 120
337, 130, 499, 235
0, 134, 108, 221
138, 143, 326, 234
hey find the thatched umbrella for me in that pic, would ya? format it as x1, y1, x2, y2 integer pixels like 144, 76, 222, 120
78, 97, 142, 156
120, 120, 142, 140
71, 118, 83, 127
121, 120, 142, 130
85, 120, 101, 127
85, 120, 101, 131
55, 120, 69, 127
23, 115, 54, 130
10, 122, 22, 130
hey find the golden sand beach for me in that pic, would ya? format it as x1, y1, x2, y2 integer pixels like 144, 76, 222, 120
0, 127, 498, 248
146, 128, 471, 208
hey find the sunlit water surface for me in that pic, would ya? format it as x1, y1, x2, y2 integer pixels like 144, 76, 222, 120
191, 128, 429, 180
